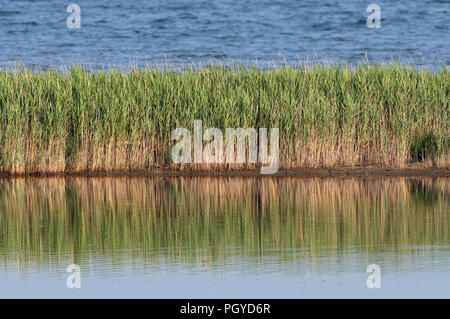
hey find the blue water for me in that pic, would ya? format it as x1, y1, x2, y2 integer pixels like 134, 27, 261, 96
0, 0, 448, 69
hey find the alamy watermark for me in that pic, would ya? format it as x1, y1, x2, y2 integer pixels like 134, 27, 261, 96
66, 264, 81, 288
64, 4, 379, 30
171, 120, 279, 174
366, 4, 381, 28
66, 4, 81, 29
366, 264, 381, 288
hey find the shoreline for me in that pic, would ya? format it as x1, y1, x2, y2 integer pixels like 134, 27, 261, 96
1, 167, 449, 179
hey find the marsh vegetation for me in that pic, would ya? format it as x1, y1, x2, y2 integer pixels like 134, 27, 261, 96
0, 64, 448, 174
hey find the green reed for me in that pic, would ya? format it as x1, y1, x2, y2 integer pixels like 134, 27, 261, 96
0, 64, 448, 174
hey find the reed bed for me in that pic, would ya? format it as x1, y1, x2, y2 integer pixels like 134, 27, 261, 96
0, 64, 448, 174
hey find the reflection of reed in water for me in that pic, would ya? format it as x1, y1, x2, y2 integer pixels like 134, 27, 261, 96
0, 177, 448, 272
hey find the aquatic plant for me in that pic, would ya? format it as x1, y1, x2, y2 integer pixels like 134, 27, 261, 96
0, 64, 448, 174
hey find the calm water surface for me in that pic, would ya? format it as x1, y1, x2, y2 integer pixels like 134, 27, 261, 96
0, 177, 448, 298
0, 0, 448, 69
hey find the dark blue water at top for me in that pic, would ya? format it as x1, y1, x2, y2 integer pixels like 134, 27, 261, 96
0, 0, 448, 69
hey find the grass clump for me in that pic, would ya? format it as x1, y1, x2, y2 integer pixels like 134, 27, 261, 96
0, 63, 448, 175
410, 131, 443, 165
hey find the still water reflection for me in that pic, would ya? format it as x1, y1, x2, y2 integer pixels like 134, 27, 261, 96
0, 177, 448, 298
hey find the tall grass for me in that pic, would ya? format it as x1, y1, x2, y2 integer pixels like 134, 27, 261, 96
0, 64, 448, 174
